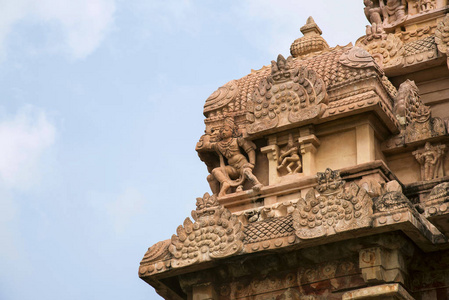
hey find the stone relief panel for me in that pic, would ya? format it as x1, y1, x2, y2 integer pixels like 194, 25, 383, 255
413, 142, 446, 181
246, 54, 328, 135
196, 117, 263, 197
292, 168, 373, 239
169, 193, 244, 268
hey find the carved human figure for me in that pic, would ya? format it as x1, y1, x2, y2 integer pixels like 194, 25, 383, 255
364, 0, 384, 38
380, 0, 406, 25
277, 134, 302, 174
197, 118, 263, 197
413, 142, 446, 181
419, 0, 433, 12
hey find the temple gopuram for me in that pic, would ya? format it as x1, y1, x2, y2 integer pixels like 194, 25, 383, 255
139, 1, 449, 299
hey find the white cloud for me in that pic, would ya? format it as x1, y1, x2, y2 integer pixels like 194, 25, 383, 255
0, 105, 56, 260
107, 187, 146, 234
0, 0, 115, 60
0, 105, 56, 189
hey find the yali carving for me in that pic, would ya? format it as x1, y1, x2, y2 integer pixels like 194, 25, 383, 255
169, 193, 244, 268
292, 168, 373, 239
246, 54, 328, 135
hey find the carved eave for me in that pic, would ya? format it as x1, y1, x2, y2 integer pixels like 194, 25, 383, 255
139, 165, 448, 299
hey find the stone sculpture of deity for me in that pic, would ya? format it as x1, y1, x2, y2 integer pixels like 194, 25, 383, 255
277, 134, 302, 175
196, 118, 263, 197
413, 142, 446, 181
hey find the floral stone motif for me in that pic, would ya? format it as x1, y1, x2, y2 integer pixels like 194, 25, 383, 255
169, 193, 244, 268
246, 54, 328, 135
292, 168, 373, 239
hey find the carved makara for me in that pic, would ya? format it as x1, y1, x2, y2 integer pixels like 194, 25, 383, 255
246, 54, 328, 135
413, 142, 446, 181
292, 168, 373, 239
169, 193, 244, 268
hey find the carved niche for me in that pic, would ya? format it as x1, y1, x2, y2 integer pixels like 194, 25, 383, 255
413, 142, 446, 181
392, 79, 446, 144
292, 168, 373, 239
246, 54, 328, 135
169, 193, 244, 268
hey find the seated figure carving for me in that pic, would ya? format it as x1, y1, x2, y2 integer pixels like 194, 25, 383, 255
196, 118, 263, 197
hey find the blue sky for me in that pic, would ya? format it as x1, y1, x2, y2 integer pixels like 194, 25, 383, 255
0, 1, 366, 299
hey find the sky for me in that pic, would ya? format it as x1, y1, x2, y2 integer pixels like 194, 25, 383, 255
0, 1, 367, 299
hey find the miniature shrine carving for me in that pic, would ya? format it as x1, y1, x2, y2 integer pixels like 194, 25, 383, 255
196, 118, 263, 197
169, 193, 244, 268
413, 142, 446, 181
277, 134, 302, 175
292, 168, 373, 239
246, 54, 328, 135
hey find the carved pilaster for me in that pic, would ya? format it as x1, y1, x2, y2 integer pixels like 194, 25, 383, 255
359, 247, 407, 285
261, 143, 280, 185
297, 134, 320, 176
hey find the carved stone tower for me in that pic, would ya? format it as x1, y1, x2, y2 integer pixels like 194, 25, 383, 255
139, 2, 449, 299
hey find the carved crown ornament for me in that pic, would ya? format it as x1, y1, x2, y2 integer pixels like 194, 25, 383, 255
292, 168, 373, 239
169, 193, 245, 268
246, 54, 328, 136
435, 13, 449, 69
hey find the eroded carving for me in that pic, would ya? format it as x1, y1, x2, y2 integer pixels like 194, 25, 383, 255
390, 79, 446, 145
203, 80, 239, 115
196, 118, 263, 197
413, 142, 446, 181
169, 193, 244, 268
246, 54, 328, 135
292, 168, 373, 239
364, 0, 385, 38
380, 0, 407, 27
435, 13, 449, 69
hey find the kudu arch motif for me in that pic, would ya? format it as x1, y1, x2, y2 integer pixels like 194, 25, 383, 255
246, 54, 328, 135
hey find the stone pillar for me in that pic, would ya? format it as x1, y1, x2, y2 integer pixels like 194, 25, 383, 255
297, 134, 320, 176
356, 124, 375, 164
359, 247, 407, 284
261, 142, 279, 186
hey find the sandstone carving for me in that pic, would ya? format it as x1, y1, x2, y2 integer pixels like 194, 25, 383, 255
292, 168, 373, 239
141, 239, 171, 264
380, 0, 407, 27
246, 54, 328, 135
418, 0, 435, 12
196, 117, 262, 197
435, 13, 449, 69
391, 79, 446, 145
364, 0, 385, 38
413, 142, 446, 181
169, 193, 244, 268
277, 134, 302, 175
356, 32, 404, 68
290, 17, 329, 58
203, 80, 239, 115
427, 182, 449, 203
